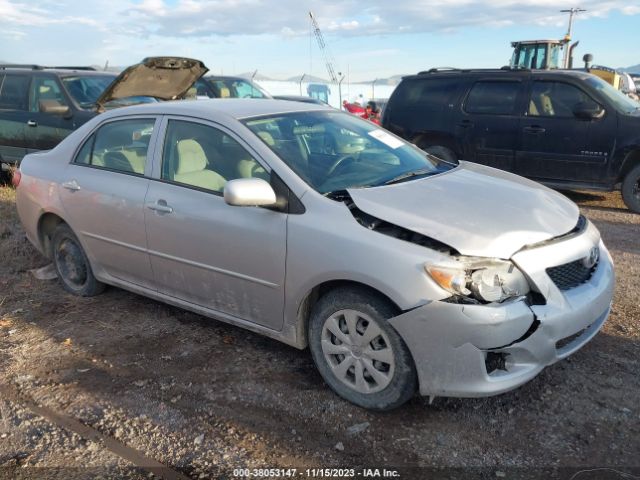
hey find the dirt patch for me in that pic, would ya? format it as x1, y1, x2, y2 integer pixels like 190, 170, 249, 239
1, 185, 639, 479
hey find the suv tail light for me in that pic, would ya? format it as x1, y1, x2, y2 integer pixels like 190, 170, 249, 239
11, 170, 21, 187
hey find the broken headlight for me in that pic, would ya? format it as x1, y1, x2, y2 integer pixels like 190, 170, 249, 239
425, 258, 530, 303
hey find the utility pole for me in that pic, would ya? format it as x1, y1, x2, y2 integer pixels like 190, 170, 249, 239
560, 7, 586, 67
338, 72, 345, 108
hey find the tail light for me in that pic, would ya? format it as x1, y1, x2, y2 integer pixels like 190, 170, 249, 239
11, 170, 21, 187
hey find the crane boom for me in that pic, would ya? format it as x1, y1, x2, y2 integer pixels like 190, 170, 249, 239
309, 11, 338, 83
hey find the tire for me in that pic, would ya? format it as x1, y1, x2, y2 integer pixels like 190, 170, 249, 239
308, 287, 417, 411
51, 223, 105, 296
622, 164, 640, 214
422, 145, 457, 163
0, 168, 11, 186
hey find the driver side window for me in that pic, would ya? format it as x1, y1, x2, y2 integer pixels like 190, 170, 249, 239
528, 81, 592, 117
161, 120, 269, 194
30, 77, 68, 113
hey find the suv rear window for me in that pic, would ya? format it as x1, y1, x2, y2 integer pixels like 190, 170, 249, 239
464, 81, 521, 115
392, 77, 461, 110
0, 74, 30, 110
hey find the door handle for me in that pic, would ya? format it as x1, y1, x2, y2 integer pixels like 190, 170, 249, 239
457, 120, 473, 128
523, 126, 546, 134
147, 200, 174, 214
61, 180, 81, 191
27, 120, 38, 127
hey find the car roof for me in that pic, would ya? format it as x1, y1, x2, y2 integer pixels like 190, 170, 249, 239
405, 68, 595, 81
99, 98, 330, 121
0, 66, 116, 77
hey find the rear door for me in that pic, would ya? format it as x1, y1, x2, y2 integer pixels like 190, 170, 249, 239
457, 78, 525, 171
144, 117, 287, 331
516, 78, 610, 183
25, 74, 76, 153
59, 116, 157, 289
383, 76, 463, 148
0, 73, 31, 165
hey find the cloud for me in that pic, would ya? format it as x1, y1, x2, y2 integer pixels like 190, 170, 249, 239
116, 0, 639, 38
1, 0, 637, 42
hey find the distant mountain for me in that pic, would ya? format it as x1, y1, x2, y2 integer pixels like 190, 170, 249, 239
622, 64, 640, 73
285, 74, 329, 83
354, 75, 407, 86
237, 71, 274, 81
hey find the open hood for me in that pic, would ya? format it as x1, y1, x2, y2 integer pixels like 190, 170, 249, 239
347, 161, 580, 258
95, 57, 208, 111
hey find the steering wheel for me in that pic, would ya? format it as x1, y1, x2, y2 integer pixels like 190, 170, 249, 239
326, 154, 357, 177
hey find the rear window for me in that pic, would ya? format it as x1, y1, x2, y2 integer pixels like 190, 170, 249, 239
0, 74, 30, 110
464, 81, 521, 115
392, 77, 461, 110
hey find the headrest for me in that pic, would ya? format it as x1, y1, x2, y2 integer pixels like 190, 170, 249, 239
257, 131, 275, 146
176, 139, 207, 174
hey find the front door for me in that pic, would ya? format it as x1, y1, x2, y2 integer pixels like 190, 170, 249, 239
25, 75, 76, 153
457, 79, 524, 172
59, 117, 157, 289
144, 118, 287, 331
515, 79, 609, 184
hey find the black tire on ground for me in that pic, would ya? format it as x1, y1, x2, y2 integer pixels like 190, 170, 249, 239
621, 164, 640, 214
51, 223, 105, 296
308, 287, 417, 411
422, 145, 457, 163
0, 168, 11, 186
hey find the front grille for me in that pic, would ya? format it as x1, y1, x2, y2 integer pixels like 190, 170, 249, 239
547, 257, 597, 291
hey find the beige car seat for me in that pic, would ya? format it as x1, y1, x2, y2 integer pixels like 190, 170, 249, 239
174, 139, 226, 191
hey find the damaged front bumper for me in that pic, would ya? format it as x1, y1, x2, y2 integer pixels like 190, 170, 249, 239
389, 223, 615, 398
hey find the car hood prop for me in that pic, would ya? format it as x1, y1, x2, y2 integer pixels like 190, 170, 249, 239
95, 56, 208, 111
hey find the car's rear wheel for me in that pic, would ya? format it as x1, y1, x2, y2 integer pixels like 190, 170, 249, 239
52, 224, 105, 296
622, 164, 640, 214
308, 287, 417, 410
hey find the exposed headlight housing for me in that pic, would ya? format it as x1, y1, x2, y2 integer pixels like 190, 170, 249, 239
426, 257, 530, 303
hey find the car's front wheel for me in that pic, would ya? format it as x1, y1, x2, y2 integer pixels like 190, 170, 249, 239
622, 164, 640, 214
308, 287, 417, 410
52, 223, 105, 296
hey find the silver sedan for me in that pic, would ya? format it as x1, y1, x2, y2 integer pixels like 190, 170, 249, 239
15, 99, 615, 410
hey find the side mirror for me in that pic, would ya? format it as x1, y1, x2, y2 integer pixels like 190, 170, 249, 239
224, 178, 277, 207
573, 101, 604, 120
39, 100, 71, 117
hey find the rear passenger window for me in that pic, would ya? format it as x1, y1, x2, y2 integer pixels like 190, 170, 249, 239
0, 74, 30, 110
161, 120, 268, 193
392, 78, 461, 110
73, 119, 155, 175
465, 81, 521, 115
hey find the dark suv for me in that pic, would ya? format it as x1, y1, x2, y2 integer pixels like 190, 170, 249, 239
0, 66, 117, 180
382, 68, 640, 212
0, 57, 208, 183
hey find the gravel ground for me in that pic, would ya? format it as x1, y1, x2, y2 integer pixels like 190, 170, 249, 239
0, 185, 638, 480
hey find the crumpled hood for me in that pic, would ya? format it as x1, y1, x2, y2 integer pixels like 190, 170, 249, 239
347, 161, 579, 258
96, 57, 208, 111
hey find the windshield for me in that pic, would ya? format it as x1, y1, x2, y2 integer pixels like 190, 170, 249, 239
62, 75, 116, 108
205, 78, 268, 98
102, 96, 157, 109
585, 75, 639, 114
244, 111, 449, 194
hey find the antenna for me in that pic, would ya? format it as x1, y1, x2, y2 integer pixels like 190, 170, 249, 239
560, 7, 586, 40
560, 8, 586, 68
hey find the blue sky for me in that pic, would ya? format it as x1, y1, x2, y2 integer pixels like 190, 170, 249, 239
1, 0, 639, 81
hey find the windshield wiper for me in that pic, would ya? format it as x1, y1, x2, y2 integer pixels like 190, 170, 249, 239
380, 167, 436, 186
